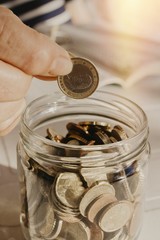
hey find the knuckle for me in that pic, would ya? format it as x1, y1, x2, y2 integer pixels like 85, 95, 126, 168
0, 8, 14, 41
23, 48, 51, 75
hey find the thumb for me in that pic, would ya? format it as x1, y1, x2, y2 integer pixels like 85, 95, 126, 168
0, 6, 72, 78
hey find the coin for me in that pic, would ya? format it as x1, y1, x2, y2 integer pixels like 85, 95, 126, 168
45, 218, 63, 240
90, 223, 104, 240
80, 166, 107, 187
30, 200, 55, 237
128, 202, 143, 238
58, 220, 91, 240
104, 228, 123, 240
98, 200, 133, 232
57, 57, 99, 99
119, 228, 130, 240
86, 193, 117, 222
26, 171, 42, 218
47, 128, 64, 142
112, 178, 134, 202
31, 199, 63, 239
127, 170, 145, 197
111, 125, 128, 141
67, 133, 89, 145
54, 172, 85, 208
66, 122, 89, 138
93, 130, 111, 144
79, 181, 115, 217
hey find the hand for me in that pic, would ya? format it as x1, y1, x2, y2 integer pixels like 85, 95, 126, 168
0, 6, 72, 136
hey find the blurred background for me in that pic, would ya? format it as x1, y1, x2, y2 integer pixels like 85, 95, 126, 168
0, 0, 160, 239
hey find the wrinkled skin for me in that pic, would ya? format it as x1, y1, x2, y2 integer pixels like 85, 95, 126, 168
0, 6, 72, 136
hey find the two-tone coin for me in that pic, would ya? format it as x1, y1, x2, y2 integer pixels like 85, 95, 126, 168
98, 200, 133, 232
93, 131, 111, 144
58, 57, 99, 99
66, 122, 89, 138
47, 128, 64, 142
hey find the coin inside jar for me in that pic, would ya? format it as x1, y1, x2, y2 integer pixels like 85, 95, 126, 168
79, 181, 115, 217
86, 193, 117, 223
54, 172, 85, 208
98, 200, 133, 232
57, 57, 99, 99
58, 220, 91, 240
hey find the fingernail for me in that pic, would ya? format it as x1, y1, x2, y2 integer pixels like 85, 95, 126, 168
49, 56, 73, 76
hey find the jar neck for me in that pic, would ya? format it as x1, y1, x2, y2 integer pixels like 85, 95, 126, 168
19, 92, 149, 168
20, 120, 149, 168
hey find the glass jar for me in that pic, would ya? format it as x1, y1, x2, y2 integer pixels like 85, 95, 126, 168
17, 90, 150, 240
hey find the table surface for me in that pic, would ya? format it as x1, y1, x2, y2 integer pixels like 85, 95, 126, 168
0, 77, 160, 239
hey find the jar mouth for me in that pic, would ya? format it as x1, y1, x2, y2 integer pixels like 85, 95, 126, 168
21, 90, 149, 161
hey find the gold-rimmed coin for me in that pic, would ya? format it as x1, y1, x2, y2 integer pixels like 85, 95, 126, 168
111, 125, 128, 141
57, 57, 99, 99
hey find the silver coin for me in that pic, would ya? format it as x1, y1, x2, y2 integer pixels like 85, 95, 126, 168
98, 200, 133, 232
58, 220, 91, 240
112, 178, 134, 202
104, 228, 123, 240
57, 57, 99, 99
79, 181, 115, 217
54, 172, 85, 208
26, 171, 42, 218
86, 193, 117, 223
80, 166, 108, 188
30, 199, 63, 239
127, 171, 144, 197
128, 202, 143, 238
29, 200, 54, 236
41, 217, 62, 239
90, 223, 104, 240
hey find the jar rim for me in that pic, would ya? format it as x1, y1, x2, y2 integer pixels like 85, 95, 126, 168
21, 90, 148, 152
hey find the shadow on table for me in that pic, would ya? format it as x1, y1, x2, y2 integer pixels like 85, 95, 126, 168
0, 164, 25, 240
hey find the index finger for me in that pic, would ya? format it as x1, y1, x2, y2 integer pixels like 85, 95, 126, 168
0, 6, 73, 78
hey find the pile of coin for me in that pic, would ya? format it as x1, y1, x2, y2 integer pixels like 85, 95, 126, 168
46, 121, 128, 146
19, 121, 144, 240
